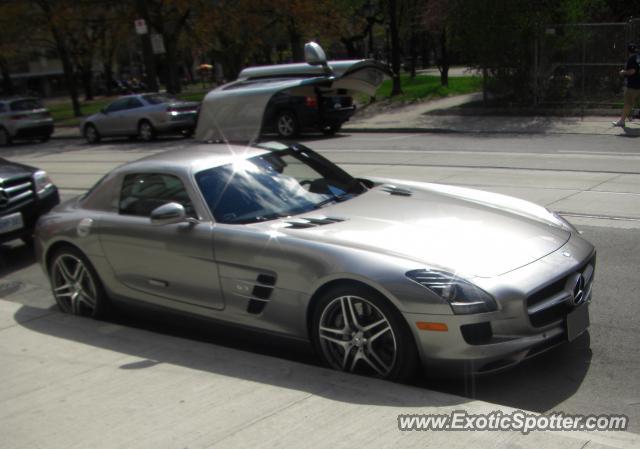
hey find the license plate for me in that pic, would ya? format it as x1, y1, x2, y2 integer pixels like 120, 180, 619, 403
566, 303, 589, 341
0, 212, 24, 234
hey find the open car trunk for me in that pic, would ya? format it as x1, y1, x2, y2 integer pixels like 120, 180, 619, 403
194, 60, 390, 143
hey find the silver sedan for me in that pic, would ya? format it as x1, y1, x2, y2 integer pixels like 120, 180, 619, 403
81, 94, 199, 143
35, 142, 595, 381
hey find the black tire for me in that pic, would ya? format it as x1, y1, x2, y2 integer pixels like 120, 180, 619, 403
39, 134, 51, 143
138, 120, 156, 142
48, 246, 111, 319
0, 127, 11, 146
311, 284, 418, 382
321, 124, 342, 136
182, 129, 194, 138
275, 111, 299, 138
84, 123, 101, 144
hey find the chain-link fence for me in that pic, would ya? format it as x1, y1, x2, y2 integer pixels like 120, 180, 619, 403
534, 19, 640, 109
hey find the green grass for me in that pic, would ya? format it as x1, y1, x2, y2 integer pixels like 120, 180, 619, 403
45, 89, 209, 127
373, 74, 482, 102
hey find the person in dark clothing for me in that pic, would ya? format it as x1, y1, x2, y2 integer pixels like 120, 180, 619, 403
613, 43, 640, 127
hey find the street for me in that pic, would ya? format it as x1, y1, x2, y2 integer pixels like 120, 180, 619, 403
1, 132, 639, 434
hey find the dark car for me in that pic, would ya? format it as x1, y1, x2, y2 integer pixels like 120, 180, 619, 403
0, 158, 59, 244
263, 89, 355, 138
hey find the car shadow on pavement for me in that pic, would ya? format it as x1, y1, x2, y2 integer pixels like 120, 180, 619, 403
423, 332, 592, 413
0, 242, 36, 279
13, 299, 590, 410
12, 303, 469, 408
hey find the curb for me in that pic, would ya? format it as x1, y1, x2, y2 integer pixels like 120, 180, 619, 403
342, 126, 626, 136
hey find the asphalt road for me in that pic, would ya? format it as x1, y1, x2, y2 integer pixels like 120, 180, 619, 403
1, 132, 639, 432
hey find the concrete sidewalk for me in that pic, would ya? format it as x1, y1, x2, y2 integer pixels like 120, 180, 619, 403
344, 94, 640, 137
1, 299, 638, 449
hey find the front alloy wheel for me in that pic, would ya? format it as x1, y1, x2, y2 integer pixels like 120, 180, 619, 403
84, 124, 100, 144
138, 120, 156, 142
50, 248, 109, 318
313, 286, 417, 381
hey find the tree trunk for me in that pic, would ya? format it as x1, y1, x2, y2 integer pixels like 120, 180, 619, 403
409, 25, 418, 78
388, 0, 402, 96
482, 67, 488, 104
0, 58, 14, 95
81, 66, 94, 101
290, 26, 304, 62
103, 61, 113, 96
136, 0, 159, 92
164, 39, 181, 93
437, 31, 449, 87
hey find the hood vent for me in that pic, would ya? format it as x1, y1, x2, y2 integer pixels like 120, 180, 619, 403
380, 185, 412, 196
284, 217, 344, 229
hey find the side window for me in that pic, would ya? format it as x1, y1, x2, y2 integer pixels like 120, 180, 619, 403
105, 99, 127, 113
127, 97, 143, 109
119, 173, 196, 217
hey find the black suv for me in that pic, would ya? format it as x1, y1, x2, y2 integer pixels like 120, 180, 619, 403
263, 89, 355, 138
0, 158, 59, 244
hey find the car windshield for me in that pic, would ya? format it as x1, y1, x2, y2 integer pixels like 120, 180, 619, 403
142, 94, 175, 104
195, 144, 367, 224
10, 99, 43, 111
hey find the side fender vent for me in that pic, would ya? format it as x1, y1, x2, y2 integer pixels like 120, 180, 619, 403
284, 217, 345, 229
380, 185, 412, 196
247, 273, 277, 315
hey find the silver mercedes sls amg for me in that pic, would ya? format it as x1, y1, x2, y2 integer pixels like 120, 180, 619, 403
35, 141, 595, 380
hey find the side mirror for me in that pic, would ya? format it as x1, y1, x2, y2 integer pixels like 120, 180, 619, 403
150, 202, 197, 226
304, 41, 333, 76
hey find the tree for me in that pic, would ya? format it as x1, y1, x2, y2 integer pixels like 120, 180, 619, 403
387, 0, 402, 95
31, 0, 82, 116
144, 0, 194, 94
422, 0, 452, 86
446, 0, 603, 102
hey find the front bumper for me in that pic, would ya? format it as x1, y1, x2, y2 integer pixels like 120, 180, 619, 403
0, 188, 59, 243
402, 235, 595, 375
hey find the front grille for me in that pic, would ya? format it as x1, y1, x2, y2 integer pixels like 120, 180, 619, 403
526, 254, 596, 327
0, 175, 34, 211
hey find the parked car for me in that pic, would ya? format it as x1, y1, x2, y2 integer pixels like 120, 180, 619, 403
0, 97, 54, 146
35, 141, 595, 380
195, 43, 387, 142
262, 89, 355, 137
0, 158, 59, 245
81, 94, 199, 144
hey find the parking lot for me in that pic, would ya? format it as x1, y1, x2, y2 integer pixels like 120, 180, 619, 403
1, 132, 640, 446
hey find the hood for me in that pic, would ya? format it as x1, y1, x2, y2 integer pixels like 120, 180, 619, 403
195, 60, 389, 143
0, 158, 35, 183
275, 183, 570, 278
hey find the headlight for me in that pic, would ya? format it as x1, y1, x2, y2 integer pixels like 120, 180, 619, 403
33, 170, 53, 197
546, 208, 579, 233
406, 269, 498, 314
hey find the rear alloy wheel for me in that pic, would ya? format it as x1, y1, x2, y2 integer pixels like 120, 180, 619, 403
0, 127, 11, 146
49, 247, 110, 318
312, 285, 418, 381
276, 111, 299, 138
138, 120, 156, 142
84, 124, 100, 144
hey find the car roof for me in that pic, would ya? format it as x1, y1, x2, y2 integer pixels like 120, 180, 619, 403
117, 142, 287, 175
